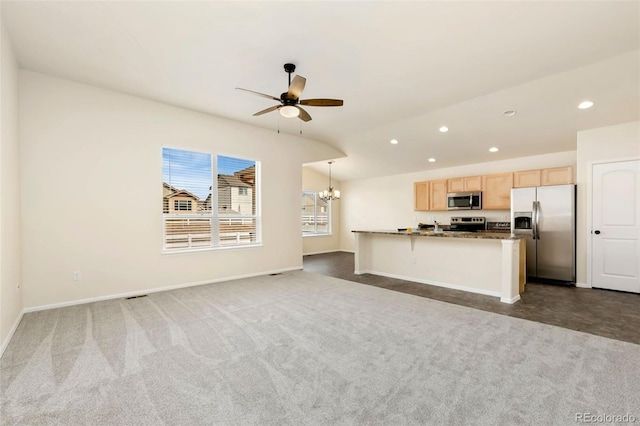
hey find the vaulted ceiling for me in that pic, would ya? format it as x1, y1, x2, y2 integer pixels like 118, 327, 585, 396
2, 1, 638, 181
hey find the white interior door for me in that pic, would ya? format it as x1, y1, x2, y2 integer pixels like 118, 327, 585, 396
592, 160, 640, 293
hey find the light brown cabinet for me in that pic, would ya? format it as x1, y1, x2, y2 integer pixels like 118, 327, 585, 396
513, 169, 541, 188
414, 181, 430, 211
430, 180, 448, 211
447, 175, 482, 192
414, 166, 572, 211
482, 172, 513, 209
513, 166, 573, 187
541, 166, 573, 186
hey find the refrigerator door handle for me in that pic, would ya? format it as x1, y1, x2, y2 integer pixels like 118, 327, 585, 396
533, 201, 540, 240
532, 201, 538, 240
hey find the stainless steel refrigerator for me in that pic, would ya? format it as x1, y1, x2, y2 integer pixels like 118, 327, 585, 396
511, 184, 576, 283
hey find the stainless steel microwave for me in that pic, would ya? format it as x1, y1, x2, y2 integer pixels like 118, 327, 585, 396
447, 191, 482, 210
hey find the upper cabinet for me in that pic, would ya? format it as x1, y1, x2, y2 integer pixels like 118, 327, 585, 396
482, 172, 514, 209
430, 180, 448, 211
447, 176, 482, 192
513, 169, 541, 188
541, 166, 573, 186
514, 166, 573, 187
414, 181, 430, 211
414, 166, 572, 211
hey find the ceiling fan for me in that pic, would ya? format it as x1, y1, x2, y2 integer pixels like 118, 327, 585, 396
236, 63, 343, 122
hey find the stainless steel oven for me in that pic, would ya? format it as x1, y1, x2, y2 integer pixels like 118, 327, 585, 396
447, 191, 482, 210
449, 217, 486, 232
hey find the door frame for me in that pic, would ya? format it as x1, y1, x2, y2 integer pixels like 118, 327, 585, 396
586, 156, 640, 288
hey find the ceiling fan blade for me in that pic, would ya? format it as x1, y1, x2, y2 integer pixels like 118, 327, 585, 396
236, 87, 280, 102
287, 75, 306, 100
296, 106, 312, 122
253, 105, 281, 116
299, 98, 344, 107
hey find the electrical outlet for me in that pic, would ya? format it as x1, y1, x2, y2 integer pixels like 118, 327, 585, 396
73, 271, 82, 281
411, 257, 417, 264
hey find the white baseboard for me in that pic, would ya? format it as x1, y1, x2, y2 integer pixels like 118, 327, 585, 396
22, 266, 303, 314
303, 249, 354, 256
303, 249, 341, 256
1, 310, 24, 359
575, 282, 591, 288
356, 269, 503, 299
500, 295, 521, 304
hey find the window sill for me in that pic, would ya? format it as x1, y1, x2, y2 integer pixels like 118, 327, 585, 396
303, 233, 332, 238
162, 243, 263, 255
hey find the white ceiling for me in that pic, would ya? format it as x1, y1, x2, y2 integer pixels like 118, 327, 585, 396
2, 1, 639, 181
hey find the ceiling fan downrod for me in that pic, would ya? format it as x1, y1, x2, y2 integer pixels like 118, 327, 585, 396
284, 63, 296, 87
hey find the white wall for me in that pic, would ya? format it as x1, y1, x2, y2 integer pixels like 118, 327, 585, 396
0, 21, 23, 351
577, 121, 640, 286
19, 71, 343, 309
302, 166, 342, 255
339, 151, 577, 252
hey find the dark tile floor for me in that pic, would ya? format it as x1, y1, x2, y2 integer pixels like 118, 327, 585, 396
303, 251, 640, 345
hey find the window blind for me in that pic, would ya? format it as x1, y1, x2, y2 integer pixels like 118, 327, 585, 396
162, 148, 259, 251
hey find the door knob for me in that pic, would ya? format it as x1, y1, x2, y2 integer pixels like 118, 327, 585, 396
594, 230, 601, 235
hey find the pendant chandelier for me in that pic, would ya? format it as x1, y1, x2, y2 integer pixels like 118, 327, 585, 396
319, 161, 341, 202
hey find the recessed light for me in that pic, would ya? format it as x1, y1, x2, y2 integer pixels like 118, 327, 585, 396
503, 110, 517, 117
578, 101, 594, 109
390, 139, 398, 145
428, 158, 436, 162
439, 126, 449, 133
489, 147, 499, 152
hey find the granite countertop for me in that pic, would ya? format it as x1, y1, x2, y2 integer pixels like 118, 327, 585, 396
352, 230, 525, 240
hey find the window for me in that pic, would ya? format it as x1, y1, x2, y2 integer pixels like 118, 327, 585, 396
174, 200, 192, 211
163, 147, 260, 251
302, 191, 330, 235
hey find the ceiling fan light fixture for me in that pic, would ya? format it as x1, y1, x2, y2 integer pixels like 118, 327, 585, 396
279, 105, 300, 118
578, 101, 594, 110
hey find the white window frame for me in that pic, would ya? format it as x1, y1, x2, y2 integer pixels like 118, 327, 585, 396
174, 200, 192, 211
162, 147, 261, 253
302, 191, 331, 236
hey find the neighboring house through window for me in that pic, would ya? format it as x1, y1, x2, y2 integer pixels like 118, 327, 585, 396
162, 147, 260, 251
302, 191, 330, 235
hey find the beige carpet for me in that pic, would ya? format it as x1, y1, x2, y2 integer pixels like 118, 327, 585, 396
1, 270, 639, 425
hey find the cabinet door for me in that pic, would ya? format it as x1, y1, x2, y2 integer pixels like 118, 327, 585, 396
414, 181, 430, 211
482, 173, 513, 209
464, 176, 482, 191
447, 178, 464, 193
541, 166, 573, 186
430, 179, 448, 210
514, 169, 541, 188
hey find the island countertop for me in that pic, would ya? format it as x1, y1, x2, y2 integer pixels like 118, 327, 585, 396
352, 230, 525, 240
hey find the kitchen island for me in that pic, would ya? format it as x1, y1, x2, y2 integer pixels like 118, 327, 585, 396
352, 230, 526, 303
